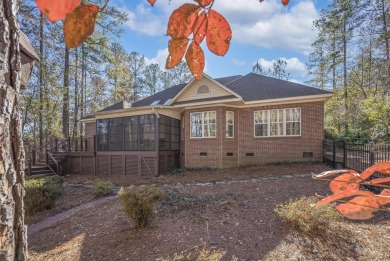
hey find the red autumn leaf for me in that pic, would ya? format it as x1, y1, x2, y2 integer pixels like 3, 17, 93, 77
194, 0, 213, 7
377, 189, 390, 205
64, 4, 99, 49
147, 0, 157, 6
206, 9, 232, 56
36, 0, 81, 22
193, 11, 208, 45
185, 42, 205, 80
336, 196, 380, 220
282, 0, 290, 6
167, 4, 200, 39
166, 38, 189, 69
329, 173, 360, 194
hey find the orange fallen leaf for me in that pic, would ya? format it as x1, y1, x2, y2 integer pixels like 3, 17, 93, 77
185, 42, 205, 80
36, 0, 81, 22
194, 0, 213, 7
193, 11, 208, 45
206, 9, 232, 56
166, 38, 189, 69
167, 4, 200, 39
329, 173, 360, 194
147, 0, 157, 7
336, 196, 380, 220
64, 4, 99, 49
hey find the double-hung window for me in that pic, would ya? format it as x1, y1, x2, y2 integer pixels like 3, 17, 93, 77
226, 111, 234, 138
254, 108, 301, 137
190, 111, 216, 138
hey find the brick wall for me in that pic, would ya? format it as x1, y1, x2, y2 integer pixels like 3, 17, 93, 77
181, 101, 324, 168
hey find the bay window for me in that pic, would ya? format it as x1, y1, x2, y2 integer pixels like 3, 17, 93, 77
190, 111, 216, 138
254, 108, 301, 137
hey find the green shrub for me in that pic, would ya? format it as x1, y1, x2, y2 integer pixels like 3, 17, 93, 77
25, 175, 64, 215
274, 196, 342, 234
118, 186, 164, 228
93, 179, 113, 198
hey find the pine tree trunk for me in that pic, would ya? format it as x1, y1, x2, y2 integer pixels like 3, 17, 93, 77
39, 12, 44, 147
62, 47, 70, 138
72, 48, 79, 139
0, 0, 28, 260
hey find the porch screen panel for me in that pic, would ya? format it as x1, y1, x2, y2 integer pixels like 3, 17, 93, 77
124, 116, 139, 150
109, 118, 123, 151
159, 115, 180, 151
96, 119, 109, 151
140, 114, 155, 151
159, 115, 171, 150
170, 118, 180, 150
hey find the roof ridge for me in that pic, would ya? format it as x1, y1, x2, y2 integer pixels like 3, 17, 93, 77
224, 75, 243, 86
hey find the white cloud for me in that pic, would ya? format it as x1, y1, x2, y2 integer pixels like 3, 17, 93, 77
214, 0, 319, 54
122, 4, 165, 36
254, 57, 307, 77
121, 0, 319, 55
144, 48, 169, 68
232, 59, 246, 66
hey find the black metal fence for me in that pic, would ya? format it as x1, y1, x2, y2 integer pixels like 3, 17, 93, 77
323, 139, 390, 193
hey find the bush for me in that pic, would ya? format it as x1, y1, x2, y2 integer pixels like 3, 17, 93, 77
118, 186, 164, 228
93, 179, 113, 198
274, 196, 342, 234
25, 175, 64, 215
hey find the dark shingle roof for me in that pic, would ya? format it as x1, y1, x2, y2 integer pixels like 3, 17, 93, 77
98, 100, 131, 112
225, 73, 331, 101
132, 83, 187, 108
19, 31, 39, 61
99, 73, 331, 112
131, 75, 242, 108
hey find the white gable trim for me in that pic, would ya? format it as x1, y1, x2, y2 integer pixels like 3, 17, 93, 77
168, 74, 242, 105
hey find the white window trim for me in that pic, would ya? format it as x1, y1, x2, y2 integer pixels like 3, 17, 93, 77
190, 111, 217, 139
254, 107, 301, 138
226, 111, 234, 138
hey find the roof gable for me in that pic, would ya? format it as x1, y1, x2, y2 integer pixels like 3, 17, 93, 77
172, 74, 242, 105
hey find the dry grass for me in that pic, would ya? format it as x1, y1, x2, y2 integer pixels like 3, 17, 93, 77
264, 221, 390, 261
28, 233, 85, 261
157, 244, 226, 261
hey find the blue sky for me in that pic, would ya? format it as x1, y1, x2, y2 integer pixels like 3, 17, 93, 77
113, 0, 331, 83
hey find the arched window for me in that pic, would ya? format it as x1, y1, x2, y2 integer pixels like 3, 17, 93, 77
197, 85, 210, 94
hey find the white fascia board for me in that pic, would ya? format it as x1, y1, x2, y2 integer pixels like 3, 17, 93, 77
243, 93, 333, 105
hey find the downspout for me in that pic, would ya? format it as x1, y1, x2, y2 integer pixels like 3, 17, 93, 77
153, 108, 160, 176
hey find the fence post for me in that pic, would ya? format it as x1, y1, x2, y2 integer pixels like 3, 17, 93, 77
68, 137, 71, 152
55, 138, 58, 153
332, 141, 336, 169
370, 151, 375, 166
32, 149, 36, 166
28, 162, 32, 176
93, 135, 96, 153
343, 140, 346, 168
45, 149, 48, 165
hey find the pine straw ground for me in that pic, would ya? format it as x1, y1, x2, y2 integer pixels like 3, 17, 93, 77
27, 163, 390, 261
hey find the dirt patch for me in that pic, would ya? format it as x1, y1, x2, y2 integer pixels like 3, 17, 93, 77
26, 185, 96, 225
64, 162, 330, 187
27, 163, 390, 261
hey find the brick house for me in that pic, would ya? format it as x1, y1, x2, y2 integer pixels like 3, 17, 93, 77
77, 73, 332, 177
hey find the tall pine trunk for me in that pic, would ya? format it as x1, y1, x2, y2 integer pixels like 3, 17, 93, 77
62, 47, 70, 139
39, 12, 44, 147
0, 0, 28, 260
72, 48, 79, 139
